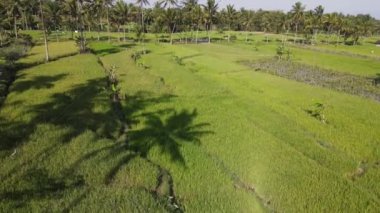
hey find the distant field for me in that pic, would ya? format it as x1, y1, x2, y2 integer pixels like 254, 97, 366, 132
0, 31, 379, 212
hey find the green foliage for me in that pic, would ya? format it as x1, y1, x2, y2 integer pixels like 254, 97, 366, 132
107, 65, 121, 102
1, 35, 380, 213
131, 51, 142, 63
276, 45, 291, 60
172, 55, 184, 65
305, 102, 327, 123
0, 45, 27, 65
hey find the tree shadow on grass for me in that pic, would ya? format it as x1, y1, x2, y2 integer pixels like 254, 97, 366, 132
90, 43, 136, 57
0, 167, 85, 209
0, 73, 212, 211
11, 73, 68, 93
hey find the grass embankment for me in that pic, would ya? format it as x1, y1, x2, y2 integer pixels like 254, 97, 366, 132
0, 38, 379, 212
18, 41, 78, 65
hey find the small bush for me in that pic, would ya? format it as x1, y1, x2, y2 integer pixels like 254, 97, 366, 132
305, 102, 327, 123
131, 52, 142, 63
172, 55, 184, 66
0, 45, 27, 65
107, 65, 120, 102
276, 45, 291, 60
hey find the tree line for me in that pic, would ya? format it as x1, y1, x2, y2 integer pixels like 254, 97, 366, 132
1, 0, 380, 50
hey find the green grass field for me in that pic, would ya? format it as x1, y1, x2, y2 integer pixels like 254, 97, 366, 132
0, 32, 380, 212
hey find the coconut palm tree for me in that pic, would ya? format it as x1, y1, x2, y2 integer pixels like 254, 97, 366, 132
182, 0, 199, 42
240, 9, 254, 42
313, 5, 324, 43
225, 4, 236, 43
193, 4, 203, 44
290, 1, 305, 43
113, 0, 129, 42
202, 0, 218, 43
159, 0, 178, 8
88, 0, 105, 41
62, 0, 78, 39
45, 0, 63, 42
4, 0, 23, 39
136, 0, 149, 41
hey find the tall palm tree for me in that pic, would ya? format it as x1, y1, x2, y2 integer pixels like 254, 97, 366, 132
163, 8, 178, 44
159, 0, 178, 8
45, 0, 63, 42
225, 4, 237, 43
89, 0, 105, 41
182, 0, 199, 42
136, 0, 149, 42
240, 9, 254, 43
313, 5, 324, 43
5, 0, 23, 39
113, 0, 129, 42
193, 4, 203, 44
63, 0, 78, 39
290, 1, 305, 43
202, 0, 218, 43
76, 0, 86, 52
159, 0, 178, 44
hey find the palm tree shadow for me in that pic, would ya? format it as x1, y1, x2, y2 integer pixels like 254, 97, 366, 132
11, 74, 68, 94
128, 109, 212, 165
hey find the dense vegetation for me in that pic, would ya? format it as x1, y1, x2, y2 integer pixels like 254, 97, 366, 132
1, 0, 380, 47
0, 0, 380, 212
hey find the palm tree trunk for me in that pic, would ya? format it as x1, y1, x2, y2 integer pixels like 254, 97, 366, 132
39, 0, 49, 62
196, 25, 199, 44
23, 11, 27, 30
207, 23, 211, 44
14, 16, 18, 39
170, 23, 176, 45
123, 26, 126, 42
107, 7, 110, 42
98, 15, 102, 41
0, 31, 3, 47
294, 23, 298, 44
336, 30, 340, 45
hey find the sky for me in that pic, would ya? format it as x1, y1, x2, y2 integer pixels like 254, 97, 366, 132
125, 0, 380, 19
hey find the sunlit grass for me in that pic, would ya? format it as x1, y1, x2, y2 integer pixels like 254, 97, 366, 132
0, 33, 379, 212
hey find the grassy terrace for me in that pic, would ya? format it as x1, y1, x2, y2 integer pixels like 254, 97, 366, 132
0, 32, 379, 212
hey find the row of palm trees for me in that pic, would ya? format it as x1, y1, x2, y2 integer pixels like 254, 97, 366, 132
1, 1, 379, 56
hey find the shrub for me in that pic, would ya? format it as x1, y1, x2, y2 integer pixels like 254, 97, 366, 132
0, 45, 27, 65
276, 45, 291, 60
131, 51, 142, 63
107, 65, 120, 102
230, 35, 237, 41
305, 102, 327, 123
172, 55, 184, 66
